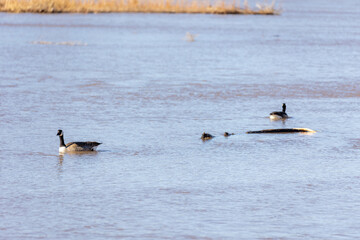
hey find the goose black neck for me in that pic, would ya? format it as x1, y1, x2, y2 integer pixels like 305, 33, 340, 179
59, 135, 66, 147
282, 104, 286, 113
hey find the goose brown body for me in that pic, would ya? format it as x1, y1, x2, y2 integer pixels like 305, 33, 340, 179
65, 141, 102, 151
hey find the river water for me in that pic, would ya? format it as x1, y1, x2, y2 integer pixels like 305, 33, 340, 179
1, 0, 360, 239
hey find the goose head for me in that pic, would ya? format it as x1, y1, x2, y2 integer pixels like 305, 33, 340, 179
57, 129, 63, 136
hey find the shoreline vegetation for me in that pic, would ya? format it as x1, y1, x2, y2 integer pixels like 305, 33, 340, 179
0, 0, 280, 14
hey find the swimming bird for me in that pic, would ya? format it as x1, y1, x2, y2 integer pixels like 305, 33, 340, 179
57, 129, 101, 153
201, 132, 214, 141
269, 103, 288, 120
224, 132, 235, 137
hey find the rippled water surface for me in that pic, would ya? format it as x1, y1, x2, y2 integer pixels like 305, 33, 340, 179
1, 0, 360, 239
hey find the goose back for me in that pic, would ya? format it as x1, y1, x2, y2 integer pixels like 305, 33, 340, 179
65, 141, 102, 151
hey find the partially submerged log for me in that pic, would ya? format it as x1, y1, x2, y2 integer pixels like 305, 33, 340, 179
246, 128, 316, 134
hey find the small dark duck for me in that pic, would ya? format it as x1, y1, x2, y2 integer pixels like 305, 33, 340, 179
201, 132, 214, 141
224, 132, 235, 137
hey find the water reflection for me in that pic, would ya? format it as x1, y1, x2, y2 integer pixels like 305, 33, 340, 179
56, 155, 64, 175
269, 117, 288, 125
56, 151, 99, 174
58, 154, 64, 165
61, 151, 99, 155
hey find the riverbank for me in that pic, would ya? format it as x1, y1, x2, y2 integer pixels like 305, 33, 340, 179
0, 0, 279, 14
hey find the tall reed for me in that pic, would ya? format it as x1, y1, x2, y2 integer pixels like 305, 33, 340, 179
0, 0, 280, 14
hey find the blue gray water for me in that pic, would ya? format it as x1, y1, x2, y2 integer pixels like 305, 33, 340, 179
1, 0, 360, 239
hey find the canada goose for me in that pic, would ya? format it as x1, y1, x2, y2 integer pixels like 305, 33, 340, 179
270, 103, 288, 120
57, 129, 101, 153
201, 132, 214, 141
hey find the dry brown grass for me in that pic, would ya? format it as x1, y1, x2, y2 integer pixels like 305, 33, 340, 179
0, 0, 280, 14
